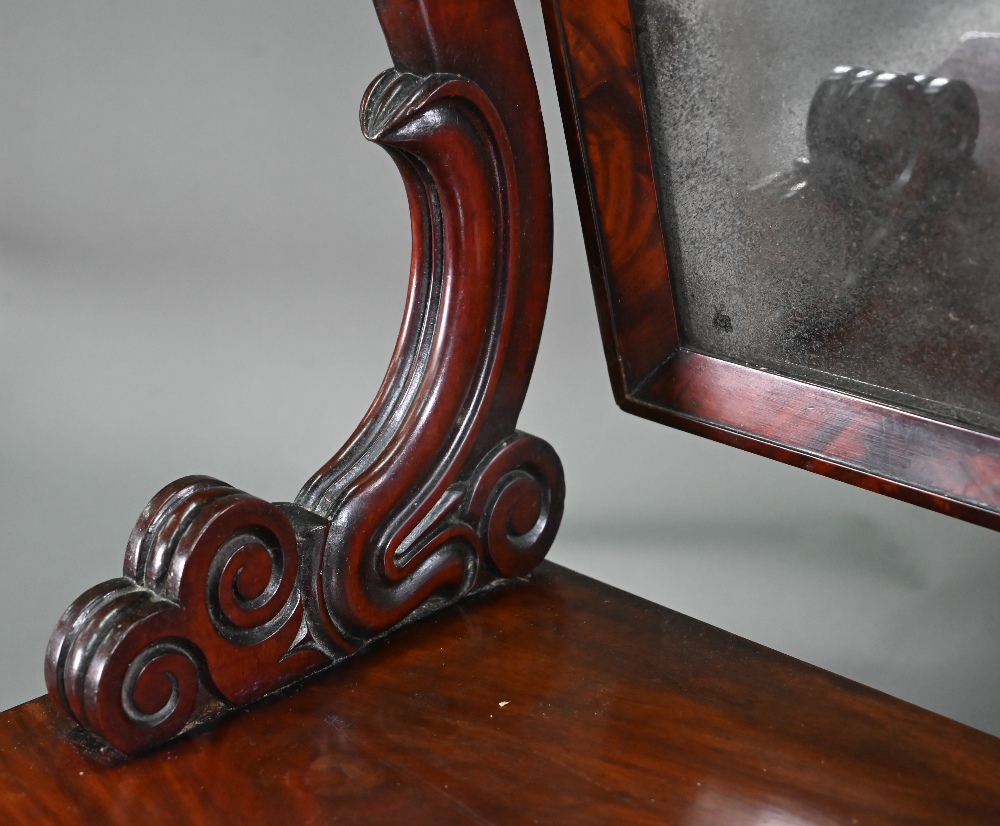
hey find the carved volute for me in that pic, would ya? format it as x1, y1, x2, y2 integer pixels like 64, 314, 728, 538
45, 0, 563, 755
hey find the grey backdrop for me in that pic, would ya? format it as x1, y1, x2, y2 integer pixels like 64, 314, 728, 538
1, 1, 997, 735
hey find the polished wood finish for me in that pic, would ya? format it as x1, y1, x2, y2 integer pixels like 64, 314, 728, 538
5, 563, 1000, 824
637, 352, 1000, 529
44, 0, 564, 755
629, 350, 1000, 528
542, 0, 1000, 529
541, 0, 679, 402
542, 0, 679, 403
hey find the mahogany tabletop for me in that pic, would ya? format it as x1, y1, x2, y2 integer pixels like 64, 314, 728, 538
0, 562, 997, 824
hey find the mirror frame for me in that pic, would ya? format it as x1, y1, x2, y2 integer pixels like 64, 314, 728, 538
542, 0, 1000, 531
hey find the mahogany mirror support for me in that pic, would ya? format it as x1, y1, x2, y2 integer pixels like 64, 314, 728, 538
44, 0, 564, 756
542, 0, 1000, 531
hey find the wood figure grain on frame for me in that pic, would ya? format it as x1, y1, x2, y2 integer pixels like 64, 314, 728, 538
542, 0, 680, 402
45, 0, 564, 756
542, 0, 1000, 531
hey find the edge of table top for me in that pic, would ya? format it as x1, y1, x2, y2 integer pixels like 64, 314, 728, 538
0, 562, 997, 825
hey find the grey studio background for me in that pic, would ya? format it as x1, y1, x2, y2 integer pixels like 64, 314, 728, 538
1, 1, 998, 737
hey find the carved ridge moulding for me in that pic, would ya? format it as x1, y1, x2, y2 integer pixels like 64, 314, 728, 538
45, 0, 564, 756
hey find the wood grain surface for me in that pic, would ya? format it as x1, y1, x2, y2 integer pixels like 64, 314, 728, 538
3, 563, 999, 824
542, 0, 680, 401
635, 350, 1000, 531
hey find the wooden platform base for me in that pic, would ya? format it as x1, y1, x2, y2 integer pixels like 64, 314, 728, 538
1, 563, 997, 824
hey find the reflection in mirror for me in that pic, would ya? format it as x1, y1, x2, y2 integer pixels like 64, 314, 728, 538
768, 65, 979, 347
634, 1, 1000, 432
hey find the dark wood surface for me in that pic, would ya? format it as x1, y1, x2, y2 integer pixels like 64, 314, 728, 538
542, 0, 679, 402
3, 562, 999, 824
636, 351, 1000, 530
542, 0, 1000, 530
44, 0, 564, 754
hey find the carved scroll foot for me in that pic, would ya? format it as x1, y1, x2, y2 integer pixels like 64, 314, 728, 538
44, 0, 560, 755
47, 430, 562, 754
45, 477, 332, 754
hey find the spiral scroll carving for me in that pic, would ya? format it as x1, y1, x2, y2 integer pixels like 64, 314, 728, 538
121, 642, 201, 730
467, 433, 565, 579
296, 66, 529, 645
45, 0, 562, 755
45, 478, 331, 753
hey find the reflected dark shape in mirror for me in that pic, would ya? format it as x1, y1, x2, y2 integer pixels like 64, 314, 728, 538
634, 0, 1000, 433
754, 66, 980, 349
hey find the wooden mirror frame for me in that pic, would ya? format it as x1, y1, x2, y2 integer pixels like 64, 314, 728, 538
542, 0, 1000, 531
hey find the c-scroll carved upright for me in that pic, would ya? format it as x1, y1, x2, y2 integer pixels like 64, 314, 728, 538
44, 0, 562, 756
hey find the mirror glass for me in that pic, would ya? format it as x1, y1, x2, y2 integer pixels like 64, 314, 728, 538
634, 0, 1000, 433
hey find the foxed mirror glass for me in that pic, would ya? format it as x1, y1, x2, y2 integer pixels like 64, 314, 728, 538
633, 0, 1000, 433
